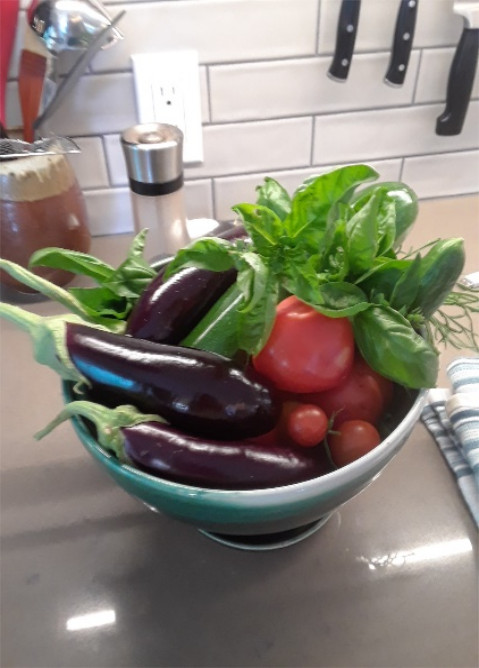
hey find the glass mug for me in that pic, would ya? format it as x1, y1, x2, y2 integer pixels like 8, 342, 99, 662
0, 153, 91, 292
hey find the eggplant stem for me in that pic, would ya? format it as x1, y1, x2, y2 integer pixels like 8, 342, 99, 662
0, 259, 91, 318
35, 400, 164, 463
0, 303, 85, 383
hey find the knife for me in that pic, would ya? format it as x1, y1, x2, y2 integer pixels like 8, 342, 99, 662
385, 0, 419, 86
328, 0, 361, 82
436, 1, 479, 135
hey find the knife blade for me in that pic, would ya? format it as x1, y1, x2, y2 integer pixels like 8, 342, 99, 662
328, 0, 361, 82
385, 0, 419, 86
436, 1, 479, 135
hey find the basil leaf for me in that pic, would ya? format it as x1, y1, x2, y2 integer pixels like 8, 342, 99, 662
287, 164, 379, 240
236, 252, 269, 311
353, 305, 439, 388
314, 219, 349, 282
232, 203, 283, 257
345, 192, 379, 275
255, 177, 291, 221
106, 264, 156, 299
108, 230, 156, 296
287, 277, 369, 317
164, 237, 235, 276
376, 197, 397, 256
358, 258, 415, 302
29, 247, 115, 283
234, 254, 279, 353
68, 286, 130, 319
350, 182, 418, 248
389, 254, 421, 311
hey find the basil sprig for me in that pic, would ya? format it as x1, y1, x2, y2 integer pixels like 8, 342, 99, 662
165, 164, 475, 389
28, 230, 157, 326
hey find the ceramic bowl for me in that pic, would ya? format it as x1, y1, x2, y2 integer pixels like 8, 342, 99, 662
63, 381, 426, 548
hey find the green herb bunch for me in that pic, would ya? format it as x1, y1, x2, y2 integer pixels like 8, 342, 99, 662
165, 165, 478, 389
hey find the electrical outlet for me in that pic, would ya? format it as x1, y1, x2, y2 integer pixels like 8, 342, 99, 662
131, 50, 203, 165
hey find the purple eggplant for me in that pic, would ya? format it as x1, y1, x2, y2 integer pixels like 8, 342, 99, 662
214, 223, 247, 241
66, 322, 279, 439
123, 420, 330, 489
126, 266, 237, 344
38, 400, 330, 490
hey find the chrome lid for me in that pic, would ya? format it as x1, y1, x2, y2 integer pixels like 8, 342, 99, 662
120, 123, 184, 186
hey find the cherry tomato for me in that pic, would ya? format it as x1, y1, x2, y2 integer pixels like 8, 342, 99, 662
286, 403, 329, 448
252, 296, 354, 393
304, 355, 393, 426
327, 420, 381, 467
246, 400, 296, 447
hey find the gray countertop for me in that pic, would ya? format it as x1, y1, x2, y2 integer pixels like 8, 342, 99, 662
1, 195, 478, 668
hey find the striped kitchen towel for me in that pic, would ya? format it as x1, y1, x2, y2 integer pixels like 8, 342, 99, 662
421, 357, 479, 527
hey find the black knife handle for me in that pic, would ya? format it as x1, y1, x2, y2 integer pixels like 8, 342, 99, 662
385, 0, 419, 86
436, 27, 479, 136
328, 0, 361, 81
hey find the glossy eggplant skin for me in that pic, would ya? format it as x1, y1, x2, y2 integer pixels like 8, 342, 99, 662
66, 323, 280, 440
125, 266, 237, 344
122, 421, 330, 490
214, 223, 247, 241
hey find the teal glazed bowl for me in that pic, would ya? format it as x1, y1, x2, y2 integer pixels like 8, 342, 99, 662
63, 382, 426, 549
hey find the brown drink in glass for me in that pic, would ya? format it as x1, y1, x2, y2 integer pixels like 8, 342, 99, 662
0, 153, 91, 292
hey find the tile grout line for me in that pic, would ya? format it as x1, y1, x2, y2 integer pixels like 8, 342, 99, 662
79, 146, 479, 190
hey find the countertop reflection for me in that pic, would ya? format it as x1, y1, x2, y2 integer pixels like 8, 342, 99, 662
1, 195, 478, 668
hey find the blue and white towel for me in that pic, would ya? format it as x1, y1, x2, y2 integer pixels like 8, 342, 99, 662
421, 357, 479, 527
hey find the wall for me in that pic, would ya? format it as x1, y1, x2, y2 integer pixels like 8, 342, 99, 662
6, 0, 479, 237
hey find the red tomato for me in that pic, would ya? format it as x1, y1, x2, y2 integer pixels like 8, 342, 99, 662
328, 420, 381, 467
286, 403, 329, 448
252, 296, 354, 393
304, 355, 393, 426
355, 356, 394, 409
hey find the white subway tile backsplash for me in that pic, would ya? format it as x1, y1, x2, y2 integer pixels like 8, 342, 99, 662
11, 73, 139, 137
318, 0, 462, 55
84, 188, 134, 236
184, 179, 214, 220
313, 102, 479, 166
8, 11, 25, 80
415, 48, 479, 104
211, 52, 419, 122
185, 118, 313, 179
104, 134, 128, 186
5, 80, 20, 130
91, 0, 319, 72
199, 66, 210, 123
68, 138, 110, 189
402, 150, 479, 199
3, 0, 476, 238
7, 65, 209, 136
213, 159, 403, 222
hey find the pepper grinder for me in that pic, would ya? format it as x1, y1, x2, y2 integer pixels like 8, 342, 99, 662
121, 123, 190, 260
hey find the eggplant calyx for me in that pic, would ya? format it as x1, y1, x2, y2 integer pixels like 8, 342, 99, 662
35, 400, 165, 462
0, 303, 88, 383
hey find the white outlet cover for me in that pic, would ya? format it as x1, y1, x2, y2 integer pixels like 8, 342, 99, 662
131, 50, 204, 165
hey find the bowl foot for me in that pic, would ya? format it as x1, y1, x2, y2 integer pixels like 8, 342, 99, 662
198, 514, 333, 551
